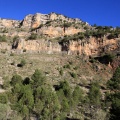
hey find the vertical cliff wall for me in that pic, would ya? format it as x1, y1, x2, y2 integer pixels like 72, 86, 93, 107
14, 37, 120, 56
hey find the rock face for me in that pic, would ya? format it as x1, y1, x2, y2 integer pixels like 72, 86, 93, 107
0, 18, 20, 28
14, 37, 120, 56
0, 12, 89, 30
15, 39, 61, 54
20, 12, 84, 29
49, 12, 82, 23
0, 12, 120, 58
37, 26, 82, 37
21, 13, 49, 29
68, 37, 120, 56
0, 12, 86, 37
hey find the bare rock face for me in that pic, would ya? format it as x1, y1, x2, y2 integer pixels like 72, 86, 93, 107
68, 37, 120, 56
49, 12, 82, 23
20, 14, 33, 28
14, 36, 120, 57
16, 39, 61, 54
21, 13, 49, 29
0, 18, 20, 28
0, 12, 119, 58
20, 12, 84, 29
38, 26, 83, 37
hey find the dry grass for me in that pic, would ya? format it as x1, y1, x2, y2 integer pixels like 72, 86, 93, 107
0, 52, 113, 88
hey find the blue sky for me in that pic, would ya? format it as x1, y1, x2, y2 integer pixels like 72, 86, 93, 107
0, 0, 119, 27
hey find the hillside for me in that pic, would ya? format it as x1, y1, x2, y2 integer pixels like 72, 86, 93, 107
0, 12, 120, 120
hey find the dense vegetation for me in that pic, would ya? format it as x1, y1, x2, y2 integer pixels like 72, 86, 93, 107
106, 67, 120, 120
1, 69, 84, 120
0, 65, 119, 120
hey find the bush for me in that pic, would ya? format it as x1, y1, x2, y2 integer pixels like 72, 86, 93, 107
31, 69, 46, 87
0, 93, 8, 104
23, 49, 26, 52
70, 72, 77, 78
63, 64, 71, 69
0, 35, 7, 42
107, 33, 118, 39
13, 35, 19, 42
10, 74, 22, 86
17, 59, 26, 67
59, 68, 63, 76
88, 82, 101, 106
28, 33, 37, 40
10, 53, 15, 56
3, 76, 10, 89
0, 103, 10, 119
107, 67, 120, 90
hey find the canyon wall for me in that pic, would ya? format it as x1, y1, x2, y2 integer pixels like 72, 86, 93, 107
0, 12, 119, 57
14, 37, 120, 56
0, 18, 20, 28
68, 37, 120, 56
37, 26, 83, 37
20, 12, 84, 29
15, 39, 61, 54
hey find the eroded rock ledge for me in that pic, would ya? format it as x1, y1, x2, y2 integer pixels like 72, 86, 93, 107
12, 37, 120, 57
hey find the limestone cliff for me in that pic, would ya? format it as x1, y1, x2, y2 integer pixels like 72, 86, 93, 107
20, 12, 84, 29
14, 39, 61, 54
0, 12, 120, 58
20, 13, 49, 29
0, 18, 20, 28
0, 12, 87, 38
37, 26, 83, 37
68, 37, 120, 56
13, 37, 120, 57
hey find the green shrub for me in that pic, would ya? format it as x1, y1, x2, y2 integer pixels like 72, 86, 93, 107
70, 72, 77, 78
0, 103, 11, 119
13, 35, 19, 42
18, 59, 26, 67
59, 68, 63, 76
107, 33, 118, 39
107, 67, 120, 90
10, 53, 15, 56
31, 69, 46, 87
10, 74, 22, 86
2, 28, 8, 33
0, 93, 8, 104
88, 82, 101, 105
3, 76, 10, 89
28, 33, 37, 40
73, 66, 79, 70
63, 64, 71, 69
0, 35, 7, 42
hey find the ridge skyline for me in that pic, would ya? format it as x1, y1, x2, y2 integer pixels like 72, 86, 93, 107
0, 0, 120, 27
0, 12, 118, 28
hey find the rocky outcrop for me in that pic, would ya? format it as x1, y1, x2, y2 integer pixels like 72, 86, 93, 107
20, 13, 49, 29
49, 12, 82, 23
0, 12, 87, 38
0, 12, 90, 31
20, 12, 84, 29
37, 26, 83, 37
68, 37, 120, 56
0, 18, 20, 28
0, 12, 119, 58
14, 39, 61, 54
13, 37, 120, 57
